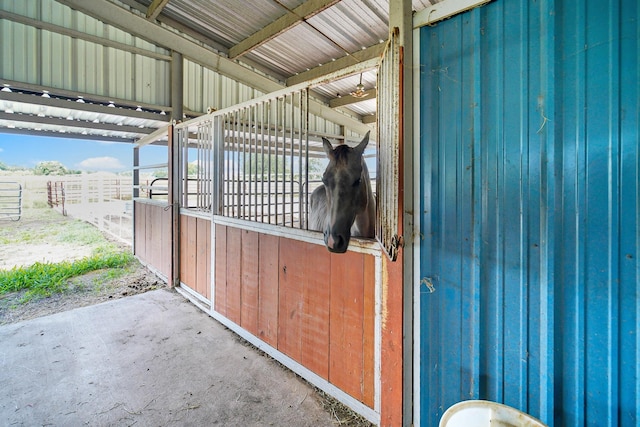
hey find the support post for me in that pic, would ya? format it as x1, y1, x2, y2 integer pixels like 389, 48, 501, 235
388, 1, 414, 426
170, 50, 183, 288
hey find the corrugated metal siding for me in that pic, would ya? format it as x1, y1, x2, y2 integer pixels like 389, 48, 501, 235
0, 0, 171, 106
417, 0, 639, 426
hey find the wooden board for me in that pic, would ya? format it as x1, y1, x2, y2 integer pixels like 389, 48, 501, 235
300, 243, 331, 379
196, 217, 210, 299
179, 215, 190, 289
225, 227, 242, 324
362, 254, 376, 407
277, 238, 305, 363
329, 250, 365, 401
240, 230, 259, 335
257, 233, 279, 347
214, 224, 227, 316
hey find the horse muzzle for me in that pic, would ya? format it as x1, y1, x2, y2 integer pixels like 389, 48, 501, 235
325, 230, 350, 253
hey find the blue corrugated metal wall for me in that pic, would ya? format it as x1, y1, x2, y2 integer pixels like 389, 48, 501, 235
417, 0, 639, 426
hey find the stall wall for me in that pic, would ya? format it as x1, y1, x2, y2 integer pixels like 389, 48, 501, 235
417, 1, 638, 426
134, 201, 171, 279
179, 214, 211, 301
214, 224, 376, 409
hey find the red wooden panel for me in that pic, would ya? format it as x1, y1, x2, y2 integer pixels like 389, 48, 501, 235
278, 239, 305, 363
145, 203, 154, 265
241, 230, 259, 335
179, 215, 189, 289
329, 250, 365, 402
187, 216, 197, 288
257, 233, 279, 347
204, 220, 211, 300
161, 207, 172, 279
151, 205, 161, 270
300, 243, 331, 379
214, 224, 227, 315
225, 227, 242, 324
362, 254, 375, 408
381, 252, 403, 426
134, 202, 146, 260
196, 218, 209, 299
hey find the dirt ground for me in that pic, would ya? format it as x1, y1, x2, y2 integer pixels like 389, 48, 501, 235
0, 206, 165, 325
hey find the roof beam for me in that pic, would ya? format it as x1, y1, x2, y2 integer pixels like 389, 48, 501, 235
286, 43, 385, 86
228, 0, 340, 59
329, 89, 377, 108
0, 127, 136, 143
0, 10, 171, 61
146, 0, 171, 20
0, 90, 169, 122
55, 0, 371, 134
0, 112, 157, 134
0, 78, 172, 114
55, 0, 283, 94
362, 114, 376, 124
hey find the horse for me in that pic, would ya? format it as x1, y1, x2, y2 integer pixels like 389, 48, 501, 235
309, 131, 376, 253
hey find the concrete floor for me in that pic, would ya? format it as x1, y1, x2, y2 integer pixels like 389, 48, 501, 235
0, 289, 336, 426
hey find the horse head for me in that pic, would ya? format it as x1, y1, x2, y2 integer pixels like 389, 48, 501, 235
312, 131, 375, 253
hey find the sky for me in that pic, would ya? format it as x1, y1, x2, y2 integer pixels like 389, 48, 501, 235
0, 133, 166, 172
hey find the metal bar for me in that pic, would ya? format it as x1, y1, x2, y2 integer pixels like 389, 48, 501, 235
267, 100, 273, 224
260, 102, 266, 223
290, 92, 295, 227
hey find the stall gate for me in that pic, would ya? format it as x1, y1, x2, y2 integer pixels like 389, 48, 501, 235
415, 1, 639, 426
172, 85, 385, 424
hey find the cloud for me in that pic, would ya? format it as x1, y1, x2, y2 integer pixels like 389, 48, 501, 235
78, 156, 125, 170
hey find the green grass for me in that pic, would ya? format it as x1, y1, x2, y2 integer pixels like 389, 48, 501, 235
0, 250, 135, 303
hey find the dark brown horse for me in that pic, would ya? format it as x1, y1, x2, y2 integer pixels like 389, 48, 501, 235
309, 131, 375, 253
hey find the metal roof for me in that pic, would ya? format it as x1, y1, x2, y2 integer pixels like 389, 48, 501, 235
0, 0, 440, 142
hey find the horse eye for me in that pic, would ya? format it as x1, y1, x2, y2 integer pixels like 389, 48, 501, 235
353, 178, 362, 187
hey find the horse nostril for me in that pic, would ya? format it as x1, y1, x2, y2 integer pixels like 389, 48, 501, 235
327, 233, 348, 253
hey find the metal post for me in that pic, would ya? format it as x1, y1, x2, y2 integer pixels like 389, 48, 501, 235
389, 1, 414, 425
170, 50, 183, 289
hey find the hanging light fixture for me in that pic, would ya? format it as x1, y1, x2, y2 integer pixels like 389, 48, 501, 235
350, 73, 369, 98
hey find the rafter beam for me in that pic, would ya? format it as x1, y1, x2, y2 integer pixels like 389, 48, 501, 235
0, 127, 136, 143
54, 0, 371, 134
228, 0, 340, 59
0, 112, 157, 134
0, 90, 168, 122
329, 89, 377, 108
0, 78, 172, 114
0, 10, 171, 61
146, 0, 171, 20
55, 0, 282, 94
362, 114, 376, 124
286, 43, 385, 86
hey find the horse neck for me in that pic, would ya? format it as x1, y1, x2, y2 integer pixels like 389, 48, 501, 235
352, 159, 376, 237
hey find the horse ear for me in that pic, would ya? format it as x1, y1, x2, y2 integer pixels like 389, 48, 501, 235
354, 131, 370, 156
322, 137, 334, 158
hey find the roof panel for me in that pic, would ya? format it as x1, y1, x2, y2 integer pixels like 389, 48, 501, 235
160, 0, 293, 47
247, 23, 346, 76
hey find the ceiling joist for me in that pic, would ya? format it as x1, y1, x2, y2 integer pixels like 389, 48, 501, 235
146, 0, 171, 20
0, 112, 157, 135
0, 90, 169, 122
286, 43, 385, 86
55, 0, 372, 135
229, 0, 341, 59
329, 89, 377, 108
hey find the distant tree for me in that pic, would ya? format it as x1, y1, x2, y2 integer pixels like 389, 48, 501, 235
33, 161, 69, 176
245, 153, 290, 178
187, 162, 199, 177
